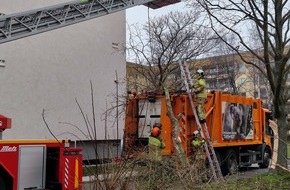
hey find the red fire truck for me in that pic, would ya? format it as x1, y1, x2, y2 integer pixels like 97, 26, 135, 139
0, 115, 83, 190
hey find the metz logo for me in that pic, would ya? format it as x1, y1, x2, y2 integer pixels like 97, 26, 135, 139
0, 146, 17, 152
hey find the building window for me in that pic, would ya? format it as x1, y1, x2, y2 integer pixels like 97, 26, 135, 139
0, 59, 5, 67
239, 63, 246, 72
240, 78, 246, 84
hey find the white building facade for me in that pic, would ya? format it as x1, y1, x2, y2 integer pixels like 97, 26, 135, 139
0, 0, 126, 160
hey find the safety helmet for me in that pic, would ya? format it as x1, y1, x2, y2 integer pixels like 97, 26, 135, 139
196, 69, 204, 75
193, 130, 200, 136
151, 127, 161, 137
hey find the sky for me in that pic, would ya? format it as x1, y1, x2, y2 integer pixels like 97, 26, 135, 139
125, 1, 188, 60
125, 1, 188, 26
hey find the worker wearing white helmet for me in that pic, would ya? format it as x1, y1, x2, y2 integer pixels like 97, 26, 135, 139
191, 130, 205, 147
192, 68, 207, 124
191, 130, 207, 182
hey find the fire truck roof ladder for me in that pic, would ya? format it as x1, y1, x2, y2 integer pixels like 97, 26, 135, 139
0, 0, 180, 44
179, 60, 224, 182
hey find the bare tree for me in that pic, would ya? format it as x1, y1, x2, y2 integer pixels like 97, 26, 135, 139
194, 0, 290, 169
213, 35, 242, 94
127, 10, 218, 91
42, 81, 139, 190
126, 9, 221, 185
246, 59, 272, 104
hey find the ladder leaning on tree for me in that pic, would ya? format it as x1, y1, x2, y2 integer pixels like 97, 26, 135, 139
179, 60, 224, 182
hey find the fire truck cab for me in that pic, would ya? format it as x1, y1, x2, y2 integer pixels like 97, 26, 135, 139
0, 113, 82, 190
0, 139, 82, 190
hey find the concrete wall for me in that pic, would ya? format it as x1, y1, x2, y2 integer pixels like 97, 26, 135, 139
0, 0, 126, 141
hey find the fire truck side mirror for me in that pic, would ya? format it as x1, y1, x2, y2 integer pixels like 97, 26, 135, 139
0, 115, 12, 132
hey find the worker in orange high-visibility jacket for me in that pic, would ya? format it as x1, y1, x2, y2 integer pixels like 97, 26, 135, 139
148, 127, 165, 162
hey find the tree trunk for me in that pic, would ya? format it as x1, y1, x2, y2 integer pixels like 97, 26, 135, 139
269, 120, 278, 170
277, 115, 289, 169
164, 87, 189, 167
274, 98, 289, 169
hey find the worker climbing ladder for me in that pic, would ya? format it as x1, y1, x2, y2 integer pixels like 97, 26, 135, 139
179, 60, 224, 182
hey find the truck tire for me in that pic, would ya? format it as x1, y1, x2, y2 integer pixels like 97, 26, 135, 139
215, 151, 224, 175
259, 148, 271, 168
224, 149, 238, 175
0, 175, 6, 190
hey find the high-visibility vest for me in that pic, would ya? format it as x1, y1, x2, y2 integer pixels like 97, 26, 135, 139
194, 78, 207, 98
148, 136, 165, 161
191, 137, 206, 160
191, 137, 205, 147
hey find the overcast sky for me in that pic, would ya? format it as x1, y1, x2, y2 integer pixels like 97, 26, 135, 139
125, 1, 188, 60
125, 1, 188, 29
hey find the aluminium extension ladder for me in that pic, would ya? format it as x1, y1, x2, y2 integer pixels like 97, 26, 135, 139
179, 60, 224, 182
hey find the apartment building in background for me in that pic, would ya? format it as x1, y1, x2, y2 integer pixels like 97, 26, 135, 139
190, 53, 271, 105
126, 52, 272, 109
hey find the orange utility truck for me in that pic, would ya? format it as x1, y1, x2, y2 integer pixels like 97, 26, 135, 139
123, 90, 273, 175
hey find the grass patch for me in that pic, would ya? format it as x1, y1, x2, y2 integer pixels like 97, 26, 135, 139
82, 161, 137, 176
83, 164, 122, 176
205, 171, 290, 190
83, 165, 104, 176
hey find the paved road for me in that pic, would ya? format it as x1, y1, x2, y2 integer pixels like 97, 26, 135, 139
225, 160, 290, 181
225, 164, 268, 181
